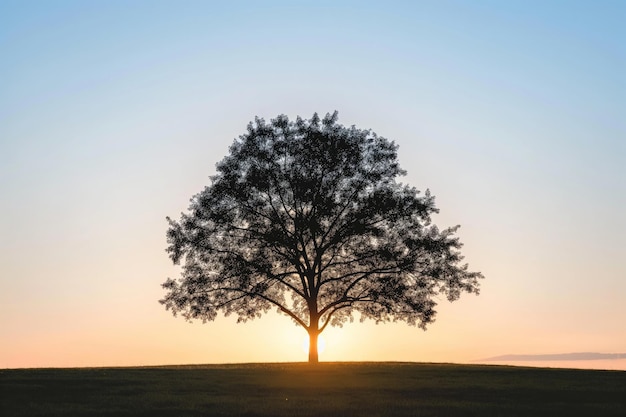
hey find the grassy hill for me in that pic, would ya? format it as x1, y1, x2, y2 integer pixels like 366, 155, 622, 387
1, 362, 625, 416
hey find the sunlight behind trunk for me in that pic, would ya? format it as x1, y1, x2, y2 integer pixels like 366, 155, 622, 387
302, 335, 326, 355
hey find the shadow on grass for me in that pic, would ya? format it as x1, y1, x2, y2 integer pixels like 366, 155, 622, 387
1, 362, 625, 416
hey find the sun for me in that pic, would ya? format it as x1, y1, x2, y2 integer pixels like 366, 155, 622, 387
301, 335, 326, 354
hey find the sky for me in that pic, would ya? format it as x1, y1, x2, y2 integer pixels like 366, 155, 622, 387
1, 0, 624, 370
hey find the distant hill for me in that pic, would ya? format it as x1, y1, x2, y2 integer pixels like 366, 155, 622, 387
480, 352, 626, 361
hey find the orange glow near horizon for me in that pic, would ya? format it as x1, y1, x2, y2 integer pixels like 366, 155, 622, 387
301, 335, 327, 355
2, 1, 624, 371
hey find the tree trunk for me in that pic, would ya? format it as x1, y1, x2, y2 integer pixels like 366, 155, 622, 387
308, 331, 319, 364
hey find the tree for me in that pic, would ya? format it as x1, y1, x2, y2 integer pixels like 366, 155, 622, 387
160, 111, 483, 363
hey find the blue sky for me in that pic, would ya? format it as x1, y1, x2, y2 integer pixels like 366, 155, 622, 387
1, 1, 624, 368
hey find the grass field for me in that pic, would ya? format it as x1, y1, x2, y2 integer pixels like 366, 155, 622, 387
1, 362, 625, 416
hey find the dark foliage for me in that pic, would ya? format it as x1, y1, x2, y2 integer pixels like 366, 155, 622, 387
161, 112, 483, 360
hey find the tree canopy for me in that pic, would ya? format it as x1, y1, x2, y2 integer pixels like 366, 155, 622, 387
161, 111, 483, 362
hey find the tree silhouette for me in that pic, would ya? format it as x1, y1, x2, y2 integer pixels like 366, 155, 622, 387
161, 112, 483, 363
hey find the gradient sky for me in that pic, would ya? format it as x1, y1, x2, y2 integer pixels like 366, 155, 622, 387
1, 0, 624, 369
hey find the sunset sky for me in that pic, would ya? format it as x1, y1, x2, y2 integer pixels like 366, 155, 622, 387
1, 1, 624, 370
